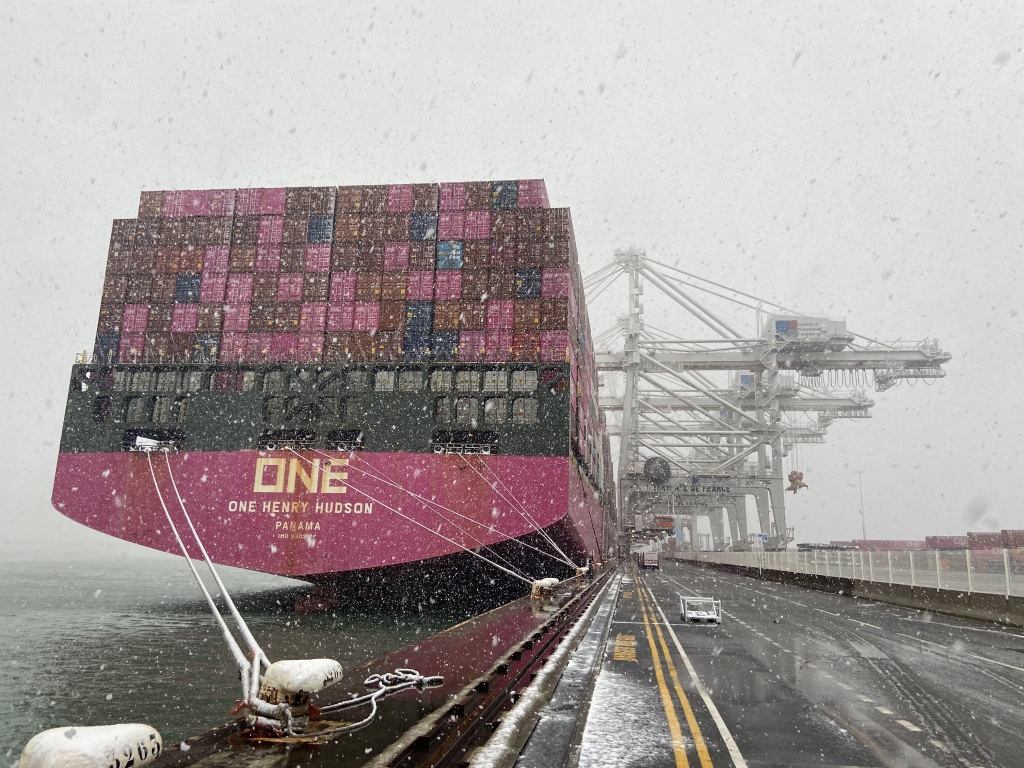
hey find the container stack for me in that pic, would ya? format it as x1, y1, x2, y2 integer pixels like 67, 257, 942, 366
94, 179, 586, 369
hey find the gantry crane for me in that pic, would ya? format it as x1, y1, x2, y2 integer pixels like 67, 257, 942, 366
588, 248, 950, 550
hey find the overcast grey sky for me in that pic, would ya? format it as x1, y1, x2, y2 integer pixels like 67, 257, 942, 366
1, 1, 1021, 559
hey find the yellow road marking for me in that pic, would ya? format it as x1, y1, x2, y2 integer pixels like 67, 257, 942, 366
621, 591, 634, 598
638, 580, 691, 767
613, 634, 638, 662
641, 587, 715, 768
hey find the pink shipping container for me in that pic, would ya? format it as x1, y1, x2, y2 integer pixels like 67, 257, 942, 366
219, 333, 247, 362
485, 330, 512, 361
487, 300, 514, 329
305, 244, 332, 272
541, 330, 570, 362
223, 303, 251, 333
204, 245, 230, 273
407, 271, 435, 301
247, 333, 273, 360
255, 244, 281, 273
440, 182, 466, 211
226, 274, 254, 303
171, 304, 199, 333
330, 272, 358, 303
542, 269, 570, 298
517, 179, 549, 208
258, 216, 284, 244
300, 302, 327, 332
464, 210, 490, 240
327, 303, 354, 332
384, 242, 411, 271
277, 274, 303, 302
434, 271, 462, 300
119, 332, 145, 362
122, 304, 149, 333
438, 211, 465, 240
925, 536, 969, 550
459, 331, 486, 361
296, 333, 325, 362
235, 187, 287, 216
386, 184, 414, 213
272, 333, 297, 360
200, 274, 228, 303
162, 189, 235, 218
353, 302, 380, 332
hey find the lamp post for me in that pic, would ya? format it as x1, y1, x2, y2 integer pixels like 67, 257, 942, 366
855, 470, 867, 541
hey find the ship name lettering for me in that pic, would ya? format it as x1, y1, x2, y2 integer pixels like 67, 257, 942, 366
274, 521, 322, 531
228, 500, 257, 513
315, 502, 373, 515
263, 501, 311, 515
254, 458, 349, 494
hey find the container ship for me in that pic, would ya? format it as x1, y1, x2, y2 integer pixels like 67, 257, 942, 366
52, 180, 615, 607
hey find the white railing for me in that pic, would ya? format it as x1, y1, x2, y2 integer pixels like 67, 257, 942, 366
669, 548, 1024, 598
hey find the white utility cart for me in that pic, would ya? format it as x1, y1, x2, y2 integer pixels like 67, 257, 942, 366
680, 596, 723, 624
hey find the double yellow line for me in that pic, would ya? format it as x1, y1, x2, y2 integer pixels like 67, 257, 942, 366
638, 580, 714, 768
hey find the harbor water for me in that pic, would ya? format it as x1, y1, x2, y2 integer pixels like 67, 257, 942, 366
0, 557, 465, 762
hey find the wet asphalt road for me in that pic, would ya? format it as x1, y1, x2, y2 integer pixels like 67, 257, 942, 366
573, 561, 1024, 768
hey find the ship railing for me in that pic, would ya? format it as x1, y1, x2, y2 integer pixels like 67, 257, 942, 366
432, 444, 497, 455
669, 547, 1024, 598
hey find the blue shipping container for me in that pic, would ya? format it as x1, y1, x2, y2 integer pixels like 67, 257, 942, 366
514, 268, 542, 299
307, 215, 334, 244
405, 301, 434, 330
175, 274, 202, 303
491, 180, 518, 210
94, 333, 120, 363
410, 212, 437, 241
193, 333, 221, 362
432, 331, 459, 361
436, 241, 464, 270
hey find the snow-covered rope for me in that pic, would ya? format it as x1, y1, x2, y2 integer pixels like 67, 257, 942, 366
312, 669, 443, 737
285, 449, 535, 586
458, 454, 579, 569
162, 451, 271, 689
318, 447, 571, 572
145, 452, 254, 700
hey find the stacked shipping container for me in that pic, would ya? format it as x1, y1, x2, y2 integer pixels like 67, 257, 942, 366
94, 179, 607, 488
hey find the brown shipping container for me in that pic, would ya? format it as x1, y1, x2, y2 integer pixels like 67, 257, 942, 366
461, 270, 488, 301
303, 274, 330, 302
354, 243, 385, 272
196, 304, 224, 332
309, 186, 336, 215
283, 216, 308, 244
146, 305, 174, 334
433, 301, 462, 331
350, 332, 377, 358
111, 219, 138, 245
462, 240, 489, 270
355, 272, 383, 301
135, 219, 162, 247
97, 303, 123, 333
491, 211, 518, 241
181, 245, 204, 273
1003, 530, 1024, 549
285, 187, 312, 216
248, 304, 276, 331
381, 272, 408, 301
331, 243, 360, 271
385, 213, 410, 241
275, 303, 301, 331
229, 246, 257, 272
379, 301, 406, 331
336, 186, 362, 213
126, 274, 152, 303
252, 274, 279, 302
360, 214, 387, 241
280, 244, 306, 272
514, 300, 541, 330
412, 184, 438, 211
512, 331, 540, 362
232, 216, 260, 245
361, 186, 388, 214
159, 218, 186, 246
138, 191, 164, 218
517, 241, 545, 268
459, 300, 487, 330
540, 298, 568, 329
105, 243, 132, 274
375, 331, 403, 361
488, 270, 515, 299
153, 247, 181, 273
130, 246, 156, 274
516, 209, 543, 239
968, 532, 1005, 549
409, 241, 435, 270
465, 181, 492, 210
207, 217, 233, 245
490, 241, 517, 270
102, 275, 128, 304
334, 213, 361, 241
183, 217, 209, 246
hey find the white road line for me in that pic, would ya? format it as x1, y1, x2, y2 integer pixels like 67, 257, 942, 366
651, 596, 749, 768
968, 653, 1024, 673
874, 706, 894, 715
858, 695, 874, 702
929, 739, 950, 753
897, 720, 923, 732
836, 682, 852, 690
894, 632, 1024, 672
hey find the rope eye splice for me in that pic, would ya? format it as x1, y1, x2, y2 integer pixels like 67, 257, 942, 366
145, 449, 444, 745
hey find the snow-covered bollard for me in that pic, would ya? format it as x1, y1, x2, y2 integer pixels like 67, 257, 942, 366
251, 658, 343, 733
16, 724, 162, 768
530, 577, 559, 600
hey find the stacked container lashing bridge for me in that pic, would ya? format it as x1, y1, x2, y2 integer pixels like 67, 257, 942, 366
588, 247, 950, 550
